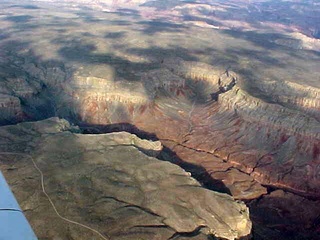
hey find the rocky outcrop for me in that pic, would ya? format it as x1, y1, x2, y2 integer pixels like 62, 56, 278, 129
2, 52, 318, 199
160, 141, 268, 200
0, 47, 319, 237
0, 94, 23, 124
0, 118, 251, 240
209, 87, 320, 197
55, 57, 320, 236
0, 1, 319, 238
250, 80, 320, 121
162, 58, 237, 102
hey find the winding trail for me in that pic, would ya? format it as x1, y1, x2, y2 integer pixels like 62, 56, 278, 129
0, 152, 110, 240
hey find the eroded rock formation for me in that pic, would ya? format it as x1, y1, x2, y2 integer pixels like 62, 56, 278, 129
0, 54, 319, 238
1, 1, 320, 238
0, 118, 251, 240
0, 94, 23, 124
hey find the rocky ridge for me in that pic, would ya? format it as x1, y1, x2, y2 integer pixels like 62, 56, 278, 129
0, 54, 319, 238
0, 117, 251, 240
0, 0, 320, 238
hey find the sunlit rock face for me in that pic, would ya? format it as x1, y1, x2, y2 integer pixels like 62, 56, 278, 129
0, 0, 320, 239
44, 56, 320, 238
51, 57, 320, 200
193, 86, 320, 197
61, 66, 150, 124
0, 118, 252, 240
253, 80, 320, 121
0, 39, 319, 240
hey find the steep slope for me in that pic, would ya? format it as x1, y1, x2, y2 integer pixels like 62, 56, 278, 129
0, 0, 320, 238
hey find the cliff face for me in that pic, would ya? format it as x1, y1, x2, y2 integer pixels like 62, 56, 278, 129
1, 0, 320, 238
193, 87, 320, 197
61, 58, 320, 237
0, 94, 23, 124
248, 80, 320, 121
50, 56, 319, 198
0, 48, 319, 237
0, 118, 251, 240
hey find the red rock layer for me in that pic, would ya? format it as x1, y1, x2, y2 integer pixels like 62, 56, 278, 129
55, 60, 320, 200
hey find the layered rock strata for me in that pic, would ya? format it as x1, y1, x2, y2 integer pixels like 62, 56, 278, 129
0, 51, 319, 237
59, 58, 320, 237
0, 118, 252, 240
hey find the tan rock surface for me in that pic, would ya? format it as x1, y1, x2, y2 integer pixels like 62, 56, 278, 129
0, 118, 252, 240
0, 0, 320, 238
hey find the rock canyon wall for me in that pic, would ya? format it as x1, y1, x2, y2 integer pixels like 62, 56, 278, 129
1, 53, 319, 238
0, 118, 252, 240
0, 0, 320, 239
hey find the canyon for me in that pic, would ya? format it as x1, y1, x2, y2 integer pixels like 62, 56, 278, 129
0, 0, 320, 239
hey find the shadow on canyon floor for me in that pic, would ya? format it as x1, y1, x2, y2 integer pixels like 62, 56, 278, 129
1, 10, 320, 239
80, 122, 233, 196
78, 122, 320, 240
